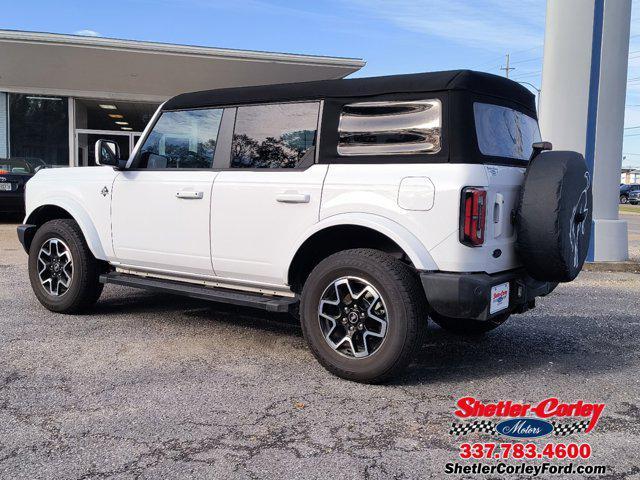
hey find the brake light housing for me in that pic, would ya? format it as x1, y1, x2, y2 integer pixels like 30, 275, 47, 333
460, 187, 487, 247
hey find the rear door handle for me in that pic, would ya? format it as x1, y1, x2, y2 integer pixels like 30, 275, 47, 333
276, 192, 310, 204
176, 190, 204, 199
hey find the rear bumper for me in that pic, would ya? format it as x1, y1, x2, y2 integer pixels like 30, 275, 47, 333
420, 269, 556, 321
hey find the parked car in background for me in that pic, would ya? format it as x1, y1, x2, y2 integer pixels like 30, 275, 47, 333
629, 189, 640, 205
620, 184, 640, 204
0, 158, 44, 216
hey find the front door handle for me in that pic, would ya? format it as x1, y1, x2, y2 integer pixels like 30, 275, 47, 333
276, 192, 311, 204
176, 190, 204, 199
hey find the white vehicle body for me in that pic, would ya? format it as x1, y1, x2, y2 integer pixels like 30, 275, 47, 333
24, 160, 524, 294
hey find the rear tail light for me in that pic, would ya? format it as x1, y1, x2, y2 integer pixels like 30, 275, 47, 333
460, 187, 487, 247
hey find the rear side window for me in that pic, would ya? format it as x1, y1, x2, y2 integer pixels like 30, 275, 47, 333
474, 103, 541, 161
231, 102, 320, 169
338, 100, 442, 156
138, 108, 223, 169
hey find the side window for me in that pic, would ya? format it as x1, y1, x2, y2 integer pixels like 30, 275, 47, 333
138, 108, 223, 169
338, 100, 442, 156
474, 103, 541, 161
231, 102, 319, 169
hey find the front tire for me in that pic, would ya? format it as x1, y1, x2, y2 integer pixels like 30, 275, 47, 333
430, 311, 510, 335
28, 219, 104, 313
620, 195, 628, 204
300, 249, 426, 383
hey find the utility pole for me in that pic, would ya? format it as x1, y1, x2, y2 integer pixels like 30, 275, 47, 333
500, 53, 515, 78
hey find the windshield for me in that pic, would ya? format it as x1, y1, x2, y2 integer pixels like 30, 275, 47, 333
474, 103, 541, 161
0, 158, 38, 175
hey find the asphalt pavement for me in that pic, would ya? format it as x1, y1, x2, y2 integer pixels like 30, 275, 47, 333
0, 220, 639, 479
622, 210, 640, 262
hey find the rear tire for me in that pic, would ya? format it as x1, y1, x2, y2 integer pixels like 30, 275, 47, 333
28, 219, 103, 313
620, 195, 628, 204
300, 249, 426, 383
430, 311, 510, 335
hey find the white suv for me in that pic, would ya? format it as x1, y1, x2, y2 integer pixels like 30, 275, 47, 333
17, 70, 592, 383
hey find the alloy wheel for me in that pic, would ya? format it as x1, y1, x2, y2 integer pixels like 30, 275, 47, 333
37, 238, 73, 296
318, 276, 388, 358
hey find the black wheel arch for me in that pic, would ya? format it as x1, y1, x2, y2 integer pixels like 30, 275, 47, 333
21, 205, 74, 252
287, 225, 416, 293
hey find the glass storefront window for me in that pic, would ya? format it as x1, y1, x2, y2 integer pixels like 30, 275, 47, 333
9, 94, 69, 167
75, 99, 157, 132
77, 133, 130, 167
74, 98, 159, 166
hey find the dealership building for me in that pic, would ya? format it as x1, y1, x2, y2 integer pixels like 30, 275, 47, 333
0, 30, 364, 168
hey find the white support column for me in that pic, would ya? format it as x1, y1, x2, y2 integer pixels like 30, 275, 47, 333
539, 0, 631, 262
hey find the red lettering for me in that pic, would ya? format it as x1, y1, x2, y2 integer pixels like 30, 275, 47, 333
455, 397, 476, 418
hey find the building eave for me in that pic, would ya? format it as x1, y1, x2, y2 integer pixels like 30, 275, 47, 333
0, 29, 366, 69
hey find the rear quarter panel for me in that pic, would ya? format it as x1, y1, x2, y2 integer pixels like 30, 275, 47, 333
321, 163, 525, 274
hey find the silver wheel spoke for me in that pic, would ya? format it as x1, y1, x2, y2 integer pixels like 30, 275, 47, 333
317, 276, 389, 359
37, 238, 73, 297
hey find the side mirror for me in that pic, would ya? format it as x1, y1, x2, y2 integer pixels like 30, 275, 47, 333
95, 139, 121, 167
530, 141, 553, 161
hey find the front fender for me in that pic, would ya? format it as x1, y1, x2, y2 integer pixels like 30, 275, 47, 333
25, 197, 108, 260
284, 212, 438, 284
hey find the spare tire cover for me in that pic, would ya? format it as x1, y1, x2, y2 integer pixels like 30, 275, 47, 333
516, 151, 592, 282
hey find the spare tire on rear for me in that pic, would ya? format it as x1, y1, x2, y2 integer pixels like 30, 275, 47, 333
516, 151, 592, 282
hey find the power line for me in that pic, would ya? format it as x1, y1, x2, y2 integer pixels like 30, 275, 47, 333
504, 45, 543, 57
511, 70, 542, 80
471, 46, 543, 72
471, 55, 506, 71
509, 56, 542, 65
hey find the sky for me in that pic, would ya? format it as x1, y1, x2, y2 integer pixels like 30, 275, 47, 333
1, 0, 639, 167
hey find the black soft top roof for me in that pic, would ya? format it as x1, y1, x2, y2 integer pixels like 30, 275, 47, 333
163, 69, 535, 112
